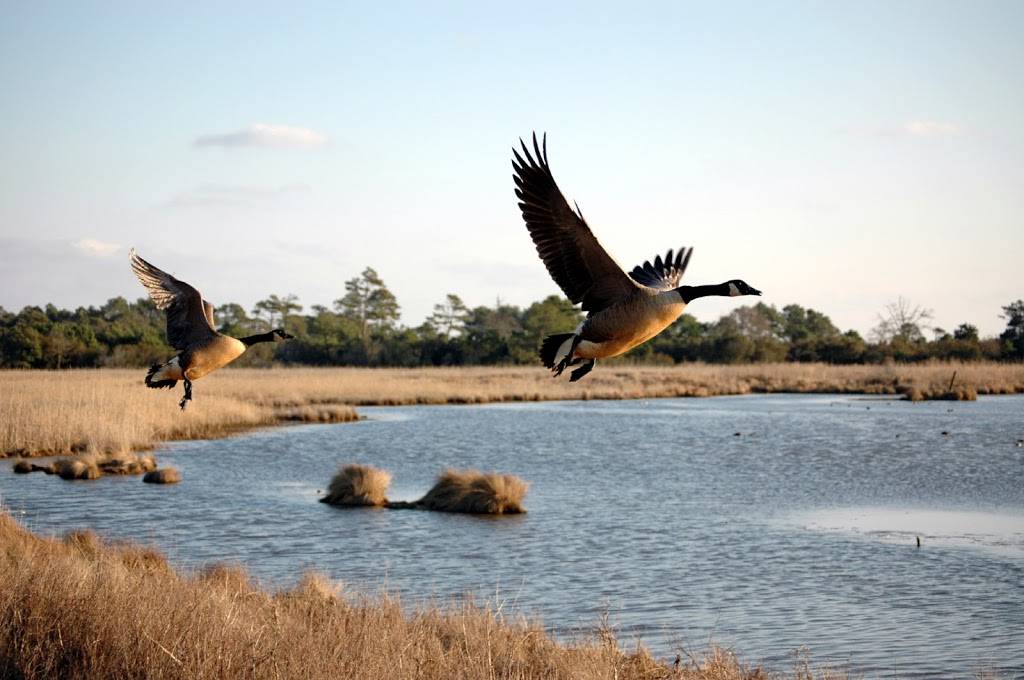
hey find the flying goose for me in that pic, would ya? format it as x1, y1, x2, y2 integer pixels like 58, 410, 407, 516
129, 249, 293, 409
512, 133, 761, 382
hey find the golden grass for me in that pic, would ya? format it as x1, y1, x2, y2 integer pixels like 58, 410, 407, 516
320, 463, 392, 507
143, 467, 181, 484
409, 469, 529, 515
0, 509, 850, 680
3, 362, 1022, 457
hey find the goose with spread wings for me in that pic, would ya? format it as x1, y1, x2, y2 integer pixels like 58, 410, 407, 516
512, 133, 761, 382
129, 249, 293, 410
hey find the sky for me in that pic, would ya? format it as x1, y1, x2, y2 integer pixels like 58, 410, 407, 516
1, 1, 1022, 337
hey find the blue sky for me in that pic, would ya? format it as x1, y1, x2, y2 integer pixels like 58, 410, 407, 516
1, 1, 1022, 336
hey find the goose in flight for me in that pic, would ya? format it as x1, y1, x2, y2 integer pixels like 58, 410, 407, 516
129, 249, 293, 409
512, 133, 761, 382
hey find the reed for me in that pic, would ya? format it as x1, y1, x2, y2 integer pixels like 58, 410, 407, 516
320, 463, 392, 507
2, 363, 1021, 458
143, 467, 181, 484
0, 509, 848, 680
409, 469, 529, 515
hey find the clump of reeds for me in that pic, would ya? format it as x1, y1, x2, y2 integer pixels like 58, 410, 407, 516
54, 457, 101, 480
143, 467, 181, 484
320, 464, 392, 507
410, 469, 529, 515
100, 452, 157, 475
40, 452, 159, 482
900, 384, 978, 402
11, 460, 32, 474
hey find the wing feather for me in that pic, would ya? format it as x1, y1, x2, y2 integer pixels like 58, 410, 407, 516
628, 247, 694, 290
129, 249, 217, 350
512, 133, 637, 313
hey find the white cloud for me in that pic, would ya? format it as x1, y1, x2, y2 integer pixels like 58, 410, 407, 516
73, 238, 120, 257
193, 123, 328, 148
903, 120, 960, 137
167, 183, 311, 208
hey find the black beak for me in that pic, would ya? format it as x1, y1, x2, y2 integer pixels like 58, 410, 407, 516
750, 288, 762, 296
281, 331, 295, 340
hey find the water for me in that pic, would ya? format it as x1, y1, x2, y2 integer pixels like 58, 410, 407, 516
3, 394, 1023, 677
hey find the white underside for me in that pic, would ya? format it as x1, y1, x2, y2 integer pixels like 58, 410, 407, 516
553, 336, 576, 366
152, 356, 181, 382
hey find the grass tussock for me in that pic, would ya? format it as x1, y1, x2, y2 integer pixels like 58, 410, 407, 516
3, 363, 1022, 457
143, 467, 181, 484
27, 452, 159, 481
405, 469, 529, 515
1, 509, 840, 680
320, 464, 392, 507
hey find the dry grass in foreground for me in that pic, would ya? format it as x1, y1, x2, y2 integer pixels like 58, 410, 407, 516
3, 362, 1022, 458
0, 510, 846, 680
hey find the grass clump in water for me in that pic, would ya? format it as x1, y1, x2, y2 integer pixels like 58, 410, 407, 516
408, 469, 528, 515
143, 467, 181, 484
320, 463, 392, 507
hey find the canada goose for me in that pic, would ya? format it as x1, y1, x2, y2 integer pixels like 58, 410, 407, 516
129, 249, 294, 409
512, 133, 761, 381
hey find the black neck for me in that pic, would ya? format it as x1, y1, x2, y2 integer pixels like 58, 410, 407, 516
239, 331, 277, 346
674, 282, 730, 304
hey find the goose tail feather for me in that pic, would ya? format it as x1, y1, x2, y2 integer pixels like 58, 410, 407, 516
145, 362, 178, 389
539, 333, 576, 370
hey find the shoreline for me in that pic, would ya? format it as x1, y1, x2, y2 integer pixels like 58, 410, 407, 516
3, 363, 1022, 458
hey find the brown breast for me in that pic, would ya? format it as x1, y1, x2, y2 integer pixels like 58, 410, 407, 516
184, 335, 247, 380
577, 293, 685, 359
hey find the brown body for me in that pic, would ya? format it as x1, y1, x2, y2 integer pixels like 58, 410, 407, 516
153, 335, 247, 383
576, 291, 686, 359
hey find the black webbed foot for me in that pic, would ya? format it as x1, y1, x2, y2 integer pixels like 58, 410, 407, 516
179, 379, 193, 411
569, 359, 596, 382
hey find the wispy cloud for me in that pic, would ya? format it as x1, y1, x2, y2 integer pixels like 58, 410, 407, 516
193, 123, 328, 149
903, 120, 960, 137
167, 183, 311, 209
838, 119, 962, 139
73, 238, 121, 257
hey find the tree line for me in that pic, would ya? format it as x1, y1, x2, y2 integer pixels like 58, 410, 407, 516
1, 266, 1022, 369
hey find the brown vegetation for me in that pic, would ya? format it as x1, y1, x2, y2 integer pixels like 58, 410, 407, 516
3, 363, 1022, 458
0, 510, 842, 680
400, 469, 529, 515
320, 464, 391, 507
143, 467, 181, 484
49, 452, 157, 481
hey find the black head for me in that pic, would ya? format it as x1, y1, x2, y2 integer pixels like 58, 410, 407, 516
727, 280, 762, 297
272, 329, 295, 341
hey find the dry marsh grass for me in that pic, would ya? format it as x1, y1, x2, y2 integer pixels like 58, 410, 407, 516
320, 463, 392, 506
143, 467, 181, 484
409, 469, 529, 515
2, 363, 1021, 457
0, 509, 848, 680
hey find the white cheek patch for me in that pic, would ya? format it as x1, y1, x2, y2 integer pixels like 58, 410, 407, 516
728, 283, 740, 297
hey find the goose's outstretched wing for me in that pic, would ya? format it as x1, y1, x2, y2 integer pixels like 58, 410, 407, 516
628, 247, 694, 291
129, 249, 217, 350
512, 133, 638, 313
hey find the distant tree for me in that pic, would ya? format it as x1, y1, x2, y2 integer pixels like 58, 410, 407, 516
953, 323, 979, 342
335, 268, 400, 362
871, 297, 933, 343
1000, 299, 1024, 359
426, 294, 470, 339
253, 294, 302, 330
